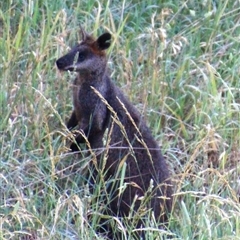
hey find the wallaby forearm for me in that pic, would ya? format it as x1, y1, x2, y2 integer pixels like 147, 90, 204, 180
67, 111, 78, 130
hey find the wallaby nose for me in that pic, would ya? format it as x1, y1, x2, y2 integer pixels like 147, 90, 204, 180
56, 58, 65, 70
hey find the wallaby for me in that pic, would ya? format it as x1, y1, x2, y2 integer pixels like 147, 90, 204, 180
56, 27, 173, 238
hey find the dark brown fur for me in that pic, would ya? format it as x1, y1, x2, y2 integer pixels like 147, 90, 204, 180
56, 28, 173, 238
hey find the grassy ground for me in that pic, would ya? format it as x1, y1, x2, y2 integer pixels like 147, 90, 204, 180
1, 0, 240, 239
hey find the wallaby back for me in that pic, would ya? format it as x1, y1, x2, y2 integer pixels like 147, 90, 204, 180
56, 27, 173, 238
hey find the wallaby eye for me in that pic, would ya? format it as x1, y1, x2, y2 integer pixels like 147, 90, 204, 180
77, 52, 85, 62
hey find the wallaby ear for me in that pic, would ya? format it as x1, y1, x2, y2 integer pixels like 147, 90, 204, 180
96, 33, 111, 50
79, 25, 93, 42
79, 25, 87, 41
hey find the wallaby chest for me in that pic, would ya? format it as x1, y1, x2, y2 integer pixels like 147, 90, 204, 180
72, 76, 109, 127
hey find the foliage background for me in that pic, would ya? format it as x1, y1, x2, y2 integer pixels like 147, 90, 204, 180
0, 0, 240, 239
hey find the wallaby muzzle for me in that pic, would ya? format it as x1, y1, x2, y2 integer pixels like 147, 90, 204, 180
56, 51, 77, 71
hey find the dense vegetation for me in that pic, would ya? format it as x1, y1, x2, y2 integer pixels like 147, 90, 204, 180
0, 0, 239, 239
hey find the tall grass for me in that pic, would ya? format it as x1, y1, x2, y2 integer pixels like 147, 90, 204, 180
0, 0, 240, 239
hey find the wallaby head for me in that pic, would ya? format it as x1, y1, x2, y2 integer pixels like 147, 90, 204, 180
56, 27, 111, 76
